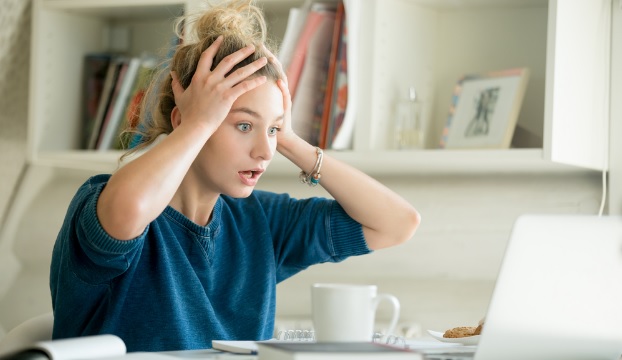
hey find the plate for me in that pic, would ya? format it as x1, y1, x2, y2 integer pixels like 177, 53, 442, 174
427, 330, 480, 346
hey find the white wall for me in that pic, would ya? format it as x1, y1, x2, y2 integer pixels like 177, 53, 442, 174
0, 0, 30, 229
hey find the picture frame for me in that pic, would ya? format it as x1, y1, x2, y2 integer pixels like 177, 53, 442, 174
439, 68, 530, 149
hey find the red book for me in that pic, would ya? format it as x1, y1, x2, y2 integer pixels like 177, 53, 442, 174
318, 1, 345, 149
286, 10, 324, 99
326, 13, 348, 149
290, 9, 336, 145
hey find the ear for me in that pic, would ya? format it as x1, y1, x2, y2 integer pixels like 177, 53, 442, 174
171, 106, 182, 130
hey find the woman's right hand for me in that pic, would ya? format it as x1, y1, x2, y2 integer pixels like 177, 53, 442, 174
170, 36, 268, 132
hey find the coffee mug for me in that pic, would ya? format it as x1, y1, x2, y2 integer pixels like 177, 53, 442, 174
311, 283, 400, 342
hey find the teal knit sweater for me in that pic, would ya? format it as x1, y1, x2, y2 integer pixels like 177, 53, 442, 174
50, 174, 369, 352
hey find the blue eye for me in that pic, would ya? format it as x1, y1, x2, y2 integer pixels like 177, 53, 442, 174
268, 127, 279, 136
237, 123, 251, 132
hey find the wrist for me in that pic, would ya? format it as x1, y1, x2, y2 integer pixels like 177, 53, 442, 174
276, 131, 303, 157
276, 135, 321, 175
299, 147, 323, 187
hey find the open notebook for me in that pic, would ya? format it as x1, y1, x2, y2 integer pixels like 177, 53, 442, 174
427, 214, 622, 360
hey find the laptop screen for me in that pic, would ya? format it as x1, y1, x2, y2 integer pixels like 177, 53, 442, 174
433, 215, 622, 360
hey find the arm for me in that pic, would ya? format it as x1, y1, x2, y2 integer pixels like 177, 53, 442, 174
278, 133, 420, 250
268, 56, 420, 250
97, 38, 268, 240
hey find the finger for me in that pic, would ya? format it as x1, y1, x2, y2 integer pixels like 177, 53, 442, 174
262, 44, 283, 73
194, 35, 223, 80
225, 76, 268, 102
212, 44, 257, 77
277, 78, 292, 110
223, 56, 268, 87
262, 44, 288, 86
261, 44, 278, 66
170, 71, 184, 101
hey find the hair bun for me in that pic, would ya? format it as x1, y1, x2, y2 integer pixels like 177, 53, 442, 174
188, 0, 267, 46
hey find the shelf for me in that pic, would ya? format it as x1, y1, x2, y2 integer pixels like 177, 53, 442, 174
41, 0, 186, 21
28, 0, 609, 176
33, 149, 595, 176
268, 149, 595, 176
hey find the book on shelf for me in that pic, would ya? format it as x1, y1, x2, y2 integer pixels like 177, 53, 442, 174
256, 342, 423, 360
96, 57, 142, 151
318, 1, 345, 149
94, 58, 130, 150
286, 5, 322, 101
0, 334, 126, 360
87, 57, 124, 150
113, 56, 158, 150
278, 0, 312, 71
81, 54, 113, 149
290, 5, 336, 146
281, 0, 353, 150
325, 5, 349, 150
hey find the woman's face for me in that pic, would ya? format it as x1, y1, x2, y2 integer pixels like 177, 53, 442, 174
194, 81, 284, 198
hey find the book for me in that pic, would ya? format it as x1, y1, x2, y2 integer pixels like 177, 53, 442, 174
256, 342, 423, 360
97, 57, 142, 150
113, 56, 158, 150
94, 59, 129, 149
325, 12, 348, 149
0, 335, 126, 360
285, 3, 335, 99
318, 1, 345, 149
290, 7, 336, 145
87, 58, 123, 150
278, 0, 312, 71
81, 54, 112, 149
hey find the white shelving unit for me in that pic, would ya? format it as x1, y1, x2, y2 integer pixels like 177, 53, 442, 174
26, 0, 611, 176
353, 0, 610, 171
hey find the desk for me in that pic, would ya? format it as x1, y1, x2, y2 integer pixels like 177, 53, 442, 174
96, 350, 257, 360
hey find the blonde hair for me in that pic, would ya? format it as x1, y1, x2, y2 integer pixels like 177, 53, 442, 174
121, 0, 282, 158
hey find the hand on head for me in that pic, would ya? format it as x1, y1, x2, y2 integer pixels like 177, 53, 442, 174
170, 35, 269, 132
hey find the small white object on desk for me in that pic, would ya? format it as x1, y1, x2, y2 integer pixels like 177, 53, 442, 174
256, 341, 422, 360
211, 340, 260, 355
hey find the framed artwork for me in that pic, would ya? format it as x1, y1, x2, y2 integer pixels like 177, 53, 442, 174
439, 68, 530, 149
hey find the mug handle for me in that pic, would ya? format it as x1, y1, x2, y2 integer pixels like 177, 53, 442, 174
373, 293, 401, 339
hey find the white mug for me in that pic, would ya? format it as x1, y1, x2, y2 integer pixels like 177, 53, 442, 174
311, 283, 400, 342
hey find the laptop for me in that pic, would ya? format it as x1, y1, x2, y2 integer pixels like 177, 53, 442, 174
426, 214, 622, 360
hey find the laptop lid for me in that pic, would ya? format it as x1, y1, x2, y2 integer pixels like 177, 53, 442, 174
473, 214, 622, 360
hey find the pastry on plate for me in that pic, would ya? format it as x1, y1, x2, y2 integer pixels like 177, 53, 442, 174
443, 326, 477, 338
443, 319, 485, 338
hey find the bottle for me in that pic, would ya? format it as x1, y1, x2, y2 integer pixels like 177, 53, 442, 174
394, 86, 424, 150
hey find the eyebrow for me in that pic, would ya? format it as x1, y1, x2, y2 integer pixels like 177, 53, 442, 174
230, 107, 285, 122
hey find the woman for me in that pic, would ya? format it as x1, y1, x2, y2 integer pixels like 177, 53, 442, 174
50, 0, 420, 352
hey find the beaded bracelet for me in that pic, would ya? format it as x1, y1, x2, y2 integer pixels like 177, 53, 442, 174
299, 147, 323, 187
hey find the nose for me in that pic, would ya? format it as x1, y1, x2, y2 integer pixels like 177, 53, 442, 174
250, 132, 275, 161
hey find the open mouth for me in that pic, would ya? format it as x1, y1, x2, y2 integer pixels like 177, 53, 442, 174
238, 170, 263, 181
239, 170, 263, 179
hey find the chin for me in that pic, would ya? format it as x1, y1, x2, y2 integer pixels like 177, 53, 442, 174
225, 188, 255, 199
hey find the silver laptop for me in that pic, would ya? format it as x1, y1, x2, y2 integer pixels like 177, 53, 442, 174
427, 214, 622, 360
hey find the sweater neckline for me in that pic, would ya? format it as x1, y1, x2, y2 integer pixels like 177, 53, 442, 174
163, 197, 222, 237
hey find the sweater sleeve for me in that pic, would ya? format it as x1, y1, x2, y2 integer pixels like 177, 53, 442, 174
327, 201, 371, 259
252, 191, 371, 282
54, 174, 147, 284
